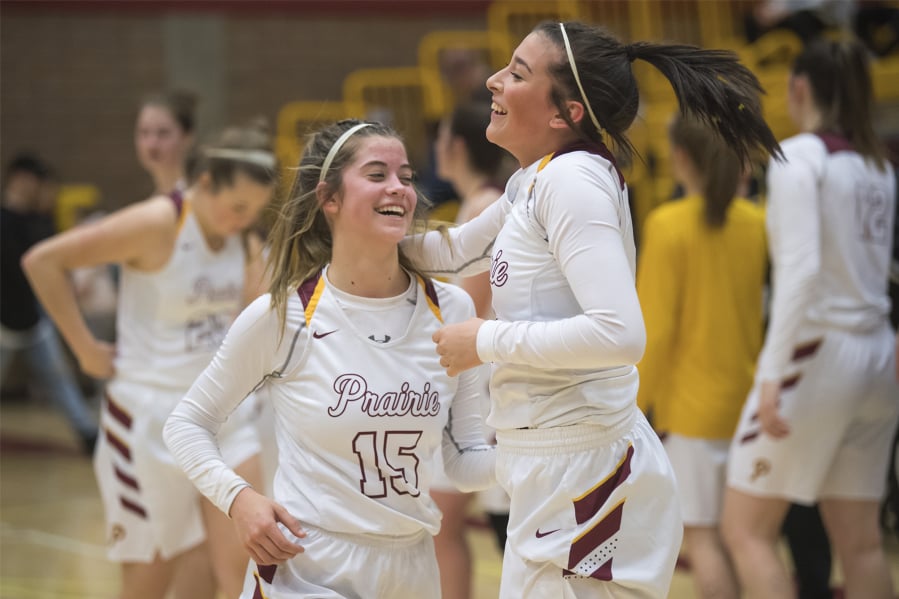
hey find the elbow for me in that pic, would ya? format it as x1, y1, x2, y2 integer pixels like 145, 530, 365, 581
20, 244, 42, 279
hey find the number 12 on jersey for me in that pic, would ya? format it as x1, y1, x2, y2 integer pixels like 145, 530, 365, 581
352, 430, 423, 498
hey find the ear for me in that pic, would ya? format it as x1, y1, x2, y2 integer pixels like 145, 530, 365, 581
790, 73, 811, 107
316, 181, 339, 215
550, 100, 585, 130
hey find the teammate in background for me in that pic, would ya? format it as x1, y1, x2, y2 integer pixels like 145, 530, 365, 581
431, 101, 513, 598
135, 90, 197, 195
1, 153, 99, 454
23, 122, 277, 599
722, 38, 898, 599
163, 119, 496, 598
405, 20, 781, 599
637, 114, 768, 599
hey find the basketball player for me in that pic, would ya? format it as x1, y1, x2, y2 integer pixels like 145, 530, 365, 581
722, 38, 898, 599
22, 122, 277, 599
163, 119, 496, 598
403, 20, 781, 599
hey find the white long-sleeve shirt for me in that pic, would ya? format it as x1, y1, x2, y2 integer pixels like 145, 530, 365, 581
164, 269, 495, 537
406, 146, 645, 430
757, 132, 896, 382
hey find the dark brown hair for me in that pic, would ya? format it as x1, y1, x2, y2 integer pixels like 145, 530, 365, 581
669, 114, 743, 228
140, 90, 198, 135
535, 21, 782, 166
792, 38, 887, 170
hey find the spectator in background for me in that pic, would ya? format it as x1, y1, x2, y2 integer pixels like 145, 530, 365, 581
0, 153, 99, 454
637, 114, 768, 599
744, 0, 857, 44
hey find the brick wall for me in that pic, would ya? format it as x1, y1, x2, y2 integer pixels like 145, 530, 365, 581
1, 4, 487, 210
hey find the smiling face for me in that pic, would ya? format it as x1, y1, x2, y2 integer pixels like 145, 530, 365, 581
134, 104, 192, 184
321, 135, 417, 249
485, 31, 568, 167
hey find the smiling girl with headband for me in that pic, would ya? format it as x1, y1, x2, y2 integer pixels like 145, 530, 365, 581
404, 20, 782, 599
24, 120, 277, 599
163, 119, 496, 598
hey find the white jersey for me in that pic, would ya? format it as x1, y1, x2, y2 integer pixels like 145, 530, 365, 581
757, 132, 896, 381
164, 268, 495, 538
405, 144, 645, 430
114, 193, 245, 391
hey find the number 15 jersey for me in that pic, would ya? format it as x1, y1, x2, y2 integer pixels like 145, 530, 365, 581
164, 267, 495, 538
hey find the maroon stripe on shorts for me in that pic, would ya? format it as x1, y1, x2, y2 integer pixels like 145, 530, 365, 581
791, 339, 822, 362
105, 393, 133, 429
104, 427, 131, 461
114, 465, 140, 491
740, 430, 760, 444
568, 500, 624, 569
120, 496, 147, 519
573, 444, 633, 525
780, 374, 801, 390
258, 564, 277, 584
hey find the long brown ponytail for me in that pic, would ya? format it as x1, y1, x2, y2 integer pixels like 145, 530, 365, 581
535, 21, 782, 166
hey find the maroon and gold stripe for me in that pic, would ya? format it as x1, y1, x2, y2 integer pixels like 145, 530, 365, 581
573, 443, 633, 525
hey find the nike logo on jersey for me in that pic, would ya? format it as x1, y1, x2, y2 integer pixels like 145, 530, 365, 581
312, 329, 338, 339
535, 528, 560, 538
368, 334, 391, 343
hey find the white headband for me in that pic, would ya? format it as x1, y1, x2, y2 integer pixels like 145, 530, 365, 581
319, 123, 372, 184
559, 23, 603, 134
204, 148, 277, 169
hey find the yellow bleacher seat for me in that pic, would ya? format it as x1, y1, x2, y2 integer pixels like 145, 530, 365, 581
55, 184, 101, 232
487, 0, 582, 61
342, 67, 447, 170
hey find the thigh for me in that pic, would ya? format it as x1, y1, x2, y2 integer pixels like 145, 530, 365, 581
664, 434, 729, 526
497, 415, 682, 599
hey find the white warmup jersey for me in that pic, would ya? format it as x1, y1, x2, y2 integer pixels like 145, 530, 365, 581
406, 144, 645, 430
729, 132, 899, 502
756, 132, 896, 382
114, 195, 245, 391
164, 267, 495, 538
404, 145, 680, 597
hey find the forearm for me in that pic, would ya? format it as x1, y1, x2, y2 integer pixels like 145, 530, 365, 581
164, 399, 250, 515
22, 246, 97, 358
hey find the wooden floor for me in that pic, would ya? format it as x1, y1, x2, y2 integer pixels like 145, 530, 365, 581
1, 397, 896, 599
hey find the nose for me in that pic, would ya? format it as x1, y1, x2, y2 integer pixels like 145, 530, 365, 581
486, 69, 502, 93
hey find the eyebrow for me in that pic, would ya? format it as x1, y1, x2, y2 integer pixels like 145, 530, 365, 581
361, 160, 412, 171
513, 55, 532, 74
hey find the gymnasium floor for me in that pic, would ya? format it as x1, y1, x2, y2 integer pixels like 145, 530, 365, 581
1, 396, 897, 599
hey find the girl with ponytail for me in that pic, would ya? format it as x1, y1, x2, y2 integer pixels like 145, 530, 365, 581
723, 37, 897, 599
637, 113, 767, 599
404, 20, 781, 598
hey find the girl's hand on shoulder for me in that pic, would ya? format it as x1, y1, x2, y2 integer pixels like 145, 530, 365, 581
77, 339, 116, 379
230, 487, 306, 565
758, 380, 790, 438
432, 317, 484, 377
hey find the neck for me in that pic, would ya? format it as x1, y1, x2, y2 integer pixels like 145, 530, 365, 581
451, 170, 490, 203
153, 169, 185, 195
799, 107, 824, 134
185, 189, 226, 250
328, 245, 409, 298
